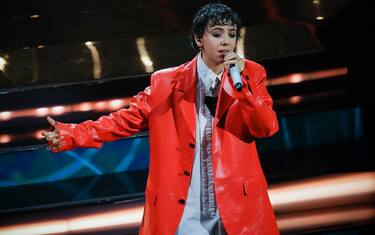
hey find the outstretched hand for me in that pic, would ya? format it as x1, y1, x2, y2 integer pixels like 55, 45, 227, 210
42, 116, 62, 150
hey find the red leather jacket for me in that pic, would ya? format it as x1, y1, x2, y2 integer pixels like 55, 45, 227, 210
52, 56, 279, 234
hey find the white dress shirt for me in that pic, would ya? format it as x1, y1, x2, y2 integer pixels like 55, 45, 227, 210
175, 54, 225, 235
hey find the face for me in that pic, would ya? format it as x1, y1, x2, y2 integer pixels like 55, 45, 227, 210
195, 23, 237, 69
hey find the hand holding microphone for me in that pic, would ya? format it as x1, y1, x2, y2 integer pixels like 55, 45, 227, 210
223, 52, 244, 91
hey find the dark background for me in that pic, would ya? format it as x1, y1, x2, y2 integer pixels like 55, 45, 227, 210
0, 0, 373, 234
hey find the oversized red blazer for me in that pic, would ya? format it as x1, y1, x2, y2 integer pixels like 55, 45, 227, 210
52, 55, 280, 234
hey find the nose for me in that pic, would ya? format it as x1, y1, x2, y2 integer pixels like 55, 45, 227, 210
220, 35, 230, 45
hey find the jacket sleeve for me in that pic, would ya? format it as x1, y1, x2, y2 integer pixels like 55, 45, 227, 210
234, 61, 279, 138
50, 86, 151, 152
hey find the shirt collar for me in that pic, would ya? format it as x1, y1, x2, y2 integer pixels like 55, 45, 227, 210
197, 53, 223, 92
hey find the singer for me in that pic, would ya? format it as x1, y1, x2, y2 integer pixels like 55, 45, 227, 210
42, 3, 279, 235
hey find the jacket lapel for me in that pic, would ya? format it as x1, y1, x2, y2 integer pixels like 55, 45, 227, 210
215, 69, 235, 121
172, 57, 197, 143
171, 56, 236, 142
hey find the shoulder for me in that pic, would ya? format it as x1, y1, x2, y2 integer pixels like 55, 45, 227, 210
148, 62, 188, 99
242, 59, 268, 86
147, 62, 189, 109
243, 59, 266, 72
151, 63, 186, 81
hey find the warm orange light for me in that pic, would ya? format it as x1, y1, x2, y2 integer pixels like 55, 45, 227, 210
0, 98, 131, 121
277, 204, 375, 233
0, 134, 11, 144
109, 99, 124, 110
0, 111, 12, 121
34, 130, 44, 139
268, 172, 375, 213
0, 206, 144, 235
0, 129, 52, 142
0, 220, 66, 235
289, 96, 302, 104
290, 74, 304, 83
0, 56, 7, 71
267, 67, 348, 86
68, 207, 143, 231
94, 101, 107, 111
77, 102, 92, 112
0, 172, 374, 234
50, 106, 66, 115
35, 107, 49, 117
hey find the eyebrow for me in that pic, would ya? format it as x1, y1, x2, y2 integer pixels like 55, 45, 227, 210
210, 26, 237, 31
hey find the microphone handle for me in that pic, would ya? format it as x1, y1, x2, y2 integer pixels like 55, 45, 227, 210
229, 64, 243, 91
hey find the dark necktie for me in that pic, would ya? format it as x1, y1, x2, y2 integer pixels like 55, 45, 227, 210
204, 96, 218, 117
204, 76, 220, 116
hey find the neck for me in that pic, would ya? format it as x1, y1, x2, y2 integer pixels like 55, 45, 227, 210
201, 52, 223, 75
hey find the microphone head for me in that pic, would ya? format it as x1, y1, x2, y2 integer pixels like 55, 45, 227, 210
235, 83, 243, 91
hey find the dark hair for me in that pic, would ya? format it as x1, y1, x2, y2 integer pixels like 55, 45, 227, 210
190, 3, 242, 51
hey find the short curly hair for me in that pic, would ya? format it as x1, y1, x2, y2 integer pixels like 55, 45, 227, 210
190, 3, 242, 51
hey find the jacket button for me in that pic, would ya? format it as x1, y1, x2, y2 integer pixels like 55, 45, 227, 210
189, 143, 195, 148
183, 171, 191, 176
178, 199, 185, 205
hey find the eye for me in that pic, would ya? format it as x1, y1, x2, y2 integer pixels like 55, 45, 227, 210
212, 31, 222, 38
229, 32, 237, 38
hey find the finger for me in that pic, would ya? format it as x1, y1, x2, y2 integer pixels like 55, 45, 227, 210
238, 60, 245, 72
41, 131, 48, 138
223, 59, 237, 64
47, 116, 57, 127
47, 133, 59, 141
223, 59, 238, 67
48, 143, 61, 151
52, 138, 60, 146
52, 145, 61, 151
224, 52, 237, 61
42, 131, 52, 139
42, 131, 57, 140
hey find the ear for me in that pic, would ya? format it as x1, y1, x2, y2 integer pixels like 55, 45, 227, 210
194, 35, 202, 48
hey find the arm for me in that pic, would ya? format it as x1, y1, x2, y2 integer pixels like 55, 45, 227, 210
235, 61, 279, 138
44, 86, 151, 152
